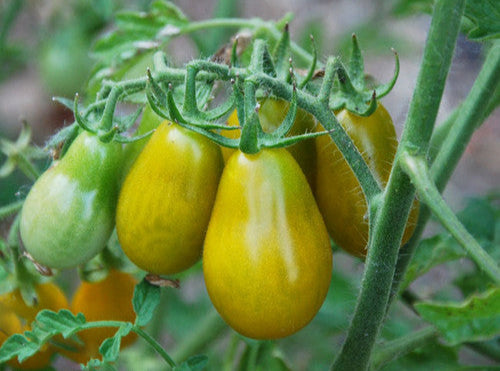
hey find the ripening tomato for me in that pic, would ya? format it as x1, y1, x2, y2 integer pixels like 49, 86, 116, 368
63, 270, 137, 364
0, 282, 69, 370
0, 282, 69, 323
203, 148, 332, 339
117, 121, 223, 275
221, 97, 317, 187
315, 104, 419, 258
20, 131, 123, 269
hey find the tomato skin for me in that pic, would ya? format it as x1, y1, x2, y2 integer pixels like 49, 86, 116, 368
203, 148, 332, 339
64, 270, 137, 364
221, 98, 317, 187
0, 282, 69, 323
120, 104, 163, 183
20, 132, 123, 269
117, 122, 223, 275
315, 104, 419, 258
0, 282, 69, 370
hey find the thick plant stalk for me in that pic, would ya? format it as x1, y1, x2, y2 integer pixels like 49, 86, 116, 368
330, 1, 465, 370
390, 40, 500, 303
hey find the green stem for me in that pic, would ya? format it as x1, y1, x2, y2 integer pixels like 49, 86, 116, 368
431, 42, 500, 190
371, 326, 439, 370
222, 334, 241, 371
0, 199, 23, 220
331, 1, 465, 370
16, 153, 41, 181
251, 72, 381, 201
134, 326, 177, 368
400, 153, 500, 283
390, 42, 500, 304
169, 309, 227, 364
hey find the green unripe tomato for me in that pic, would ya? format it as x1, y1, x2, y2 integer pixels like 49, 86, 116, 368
20, 132, 122, 269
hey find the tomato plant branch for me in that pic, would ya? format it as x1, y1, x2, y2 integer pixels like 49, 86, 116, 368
0, 199, 23, 220
370, 326, 439, 370
400, 153, 500, 284
431, 42, 500, 190
390, 39, 500, 304
133, 326, 177, 368
331, 1, 465, 370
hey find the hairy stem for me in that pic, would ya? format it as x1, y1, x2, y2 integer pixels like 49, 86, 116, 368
390, 40, 500, 304
0, 199, 24, 220
331, 1, 465, 370
400, 153, 500, 283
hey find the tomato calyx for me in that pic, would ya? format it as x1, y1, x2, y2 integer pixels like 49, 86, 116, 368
328, 34, 400, 116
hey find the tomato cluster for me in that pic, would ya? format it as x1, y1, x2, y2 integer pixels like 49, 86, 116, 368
17, 91, 417, 342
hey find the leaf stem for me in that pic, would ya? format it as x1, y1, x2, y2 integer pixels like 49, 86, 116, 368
400, 153, 500, 283
169, 308, 227, 364
331, 1, 465, 370
431, 42, 500, 191
133, 326, 177, 368
390, 42, 500, 303
371, 326, 439, 370
0, 199, 24, 220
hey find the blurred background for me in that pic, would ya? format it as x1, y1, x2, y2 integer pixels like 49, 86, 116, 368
0, 1, 498, 370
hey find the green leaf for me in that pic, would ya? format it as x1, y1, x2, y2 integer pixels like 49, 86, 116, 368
402, 196, 499, 290
83, 358, 117, 371
99, 323, 133, 362
400, 234, 466, 291
174, 355, 208, 371
379, 340, 459, 371
133, 278, 161, 326
415, 288, 500, 345
463, 0, 500, 40
35, 309, 87, 338
457, 197, 496, 242
0, 334, 39, 364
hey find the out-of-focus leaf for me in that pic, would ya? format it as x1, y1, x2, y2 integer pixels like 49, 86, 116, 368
462, 0, 500, 40
400, 234, 466, 291
378, 339, 498, 371
402, 196, 499, 290
457, 197, 496, 242
99, 323, 132, 362
133, 278, 161, 326
391, 0, 433, 16
415, 288, 500, 345
174, 355, 208, 371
